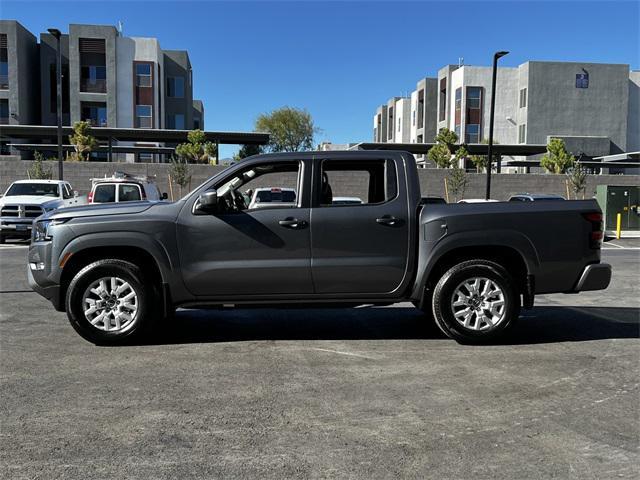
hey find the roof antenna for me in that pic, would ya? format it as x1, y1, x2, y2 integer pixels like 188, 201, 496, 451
117, 21, 124, 36
458, 57, 464, 67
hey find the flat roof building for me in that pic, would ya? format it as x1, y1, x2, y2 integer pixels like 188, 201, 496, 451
0, 20, 206, 162
374, 60, 639, 171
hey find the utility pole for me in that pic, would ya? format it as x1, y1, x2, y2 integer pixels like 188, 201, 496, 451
48, 28, 63, 180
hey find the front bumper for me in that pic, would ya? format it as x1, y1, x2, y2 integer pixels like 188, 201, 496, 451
0, 219, 33, 238
27, 266, 64, 311
574, 263, 612, 292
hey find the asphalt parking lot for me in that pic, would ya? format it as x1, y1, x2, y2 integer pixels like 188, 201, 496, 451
1, 239, 638, 479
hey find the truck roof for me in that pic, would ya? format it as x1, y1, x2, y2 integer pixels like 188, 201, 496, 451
12, 179, 67, 184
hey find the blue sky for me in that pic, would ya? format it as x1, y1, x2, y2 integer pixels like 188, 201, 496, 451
2, 1, 639, 158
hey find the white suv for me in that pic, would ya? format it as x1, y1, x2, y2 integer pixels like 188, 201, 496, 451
88, 172, 167, 204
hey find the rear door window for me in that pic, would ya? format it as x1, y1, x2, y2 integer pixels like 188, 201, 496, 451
119, 184, 142, 202
93, 184, 116, 203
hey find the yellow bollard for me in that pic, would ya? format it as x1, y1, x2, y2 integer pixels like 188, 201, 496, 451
616, 213, 622, 239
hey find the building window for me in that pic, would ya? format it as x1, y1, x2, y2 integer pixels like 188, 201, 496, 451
81, 101, 107, 127
166, 113, 184, 130
194, 116, 201, 129
0, 34, 7, 90
49, 64, 70, 114
387, 107, 394, 140
417, 89, 425, 128
166, 76, 184, 98
136, 63, 152, 87
412, 109, 416, 126
136, 105, 152, 128
398, 116, 401, 132
519, 88, 527, 108
439, 78, 447, 122
576, 73, 589, 88
376, 113, 382, 142
0, 99, 8, 124
454, 87, 462, 139
79, 38, 107, 93
518, 124, 526, 144
465, 87, 482, 144
417, 134, 423, 144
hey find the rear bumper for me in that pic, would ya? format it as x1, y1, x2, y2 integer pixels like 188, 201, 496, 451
574, 263, 612, 292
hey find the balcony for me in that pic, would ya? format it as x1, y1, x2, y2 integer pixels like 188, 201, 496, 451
80, 78, 107, 94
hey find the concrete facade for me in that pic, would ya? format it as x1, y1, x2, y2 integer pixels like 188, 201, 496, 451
0, 20, 40, 126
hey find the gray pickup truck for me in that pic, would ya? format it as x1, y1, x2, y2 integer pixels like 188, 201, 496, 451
28, 151, 611, 345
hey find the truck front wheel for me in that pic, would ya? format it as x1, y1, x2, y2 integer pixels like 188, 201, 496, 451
65, 259, 156, 345
432, 259, 520, 344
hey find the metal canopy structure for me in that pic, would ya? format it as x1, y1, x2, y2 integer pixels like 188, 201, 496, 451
0, 125, 270, 145
352, 142, 548, 156
8, 143, 176, 154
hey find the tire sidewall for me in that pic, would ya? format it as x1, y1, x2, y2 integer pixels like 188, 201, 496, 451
433, 261, 519, 343
66, 260, 151, 345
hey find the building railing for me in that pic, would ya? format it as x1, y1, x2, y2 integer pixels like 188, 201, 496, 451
80, 78, 107, 93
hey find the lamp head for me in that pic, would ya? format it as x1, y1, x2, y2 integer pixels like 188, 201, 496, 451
47, 28, 62, 39
495, 51, 509, 59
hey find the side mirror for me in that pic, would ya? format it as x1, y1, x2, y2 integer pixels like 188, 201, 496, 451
195, 190, 218, 213
161, 192, 168, 200
73, 191, 79, 197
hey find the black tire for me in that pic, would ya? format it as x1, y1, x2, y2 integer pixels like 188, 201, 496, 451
431, 259, 520, 344
65, 259, 157, 345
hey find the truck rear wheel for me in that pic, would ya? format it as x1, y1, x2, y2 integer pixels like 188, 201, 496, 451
65, 259, 156, 345
432, 259, 519, 344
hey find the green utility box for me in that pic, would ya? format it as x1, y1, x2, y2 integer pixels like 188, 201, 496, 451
595, 185, 640, 232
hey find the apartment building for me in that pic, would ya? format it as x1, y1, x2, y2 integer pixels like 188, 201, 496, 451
0, 20, 40, 126
0, 20, 205, 161
374, 60, 639, 169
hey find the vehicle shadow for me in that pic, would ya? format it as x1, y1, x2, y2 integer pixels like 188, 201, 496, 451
142, 305, 640, 346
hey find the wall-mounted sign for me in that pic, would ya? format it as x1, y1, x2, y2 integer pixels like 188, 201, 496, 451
576, 73, 589, 88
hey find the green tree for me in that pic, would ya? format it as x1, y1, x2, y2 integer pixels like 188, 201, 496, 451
27, 151, 53, 179
454, 145, 469, 169
469, 138, 501, 172
68, 121, 98, 161
447, 166, 469, 202
168, 155, 192, 199
540, 138, 575, 174
255, 106, 318, 152
427, 128, 459, 168
566, 163, 588, 199
175, 129, 218, 165
233, 144, 263, 162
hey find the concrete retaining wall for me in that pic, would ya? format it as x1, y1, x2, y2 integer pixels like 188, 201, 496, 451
1, 157, 639, 202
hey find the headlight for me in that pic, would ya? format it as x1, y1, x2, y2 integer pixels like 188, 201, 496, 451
32, 218, 67, 242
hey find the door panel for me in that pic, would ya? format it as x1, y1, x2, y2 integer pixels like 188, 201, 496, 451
310, 158, 410, 295
177, 207, 313, 297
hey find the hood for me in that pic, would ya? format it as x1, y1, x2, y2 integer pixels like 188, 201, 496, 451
0, 195, 61, 207
44, 200, 158, 221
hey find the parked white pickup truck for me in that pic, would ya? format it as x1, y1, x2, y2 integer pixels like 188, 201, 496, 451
0, 180, 81, 243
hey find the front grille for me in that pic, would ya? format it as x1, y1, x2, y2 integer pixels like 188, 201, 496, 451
1, 205, 44, 218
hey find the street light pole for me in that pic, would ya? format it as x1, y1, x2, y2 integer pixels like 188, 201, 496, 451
485, 50, 509, 200
48, 28, 63, 180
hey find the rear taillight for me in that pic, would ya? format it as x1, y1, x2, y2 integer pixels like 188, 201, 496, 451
87, 191, 93, 203
583, 212, 603, 249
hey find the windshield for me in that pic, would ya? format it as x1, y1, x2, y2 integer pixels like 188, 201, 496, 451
5, 183, 59, 197
255, 190, 296, 203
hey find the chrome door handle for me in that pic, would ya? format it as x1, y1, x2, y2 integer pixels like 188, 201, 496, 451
376, 215, 401, 226
279, 218, 307, 229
